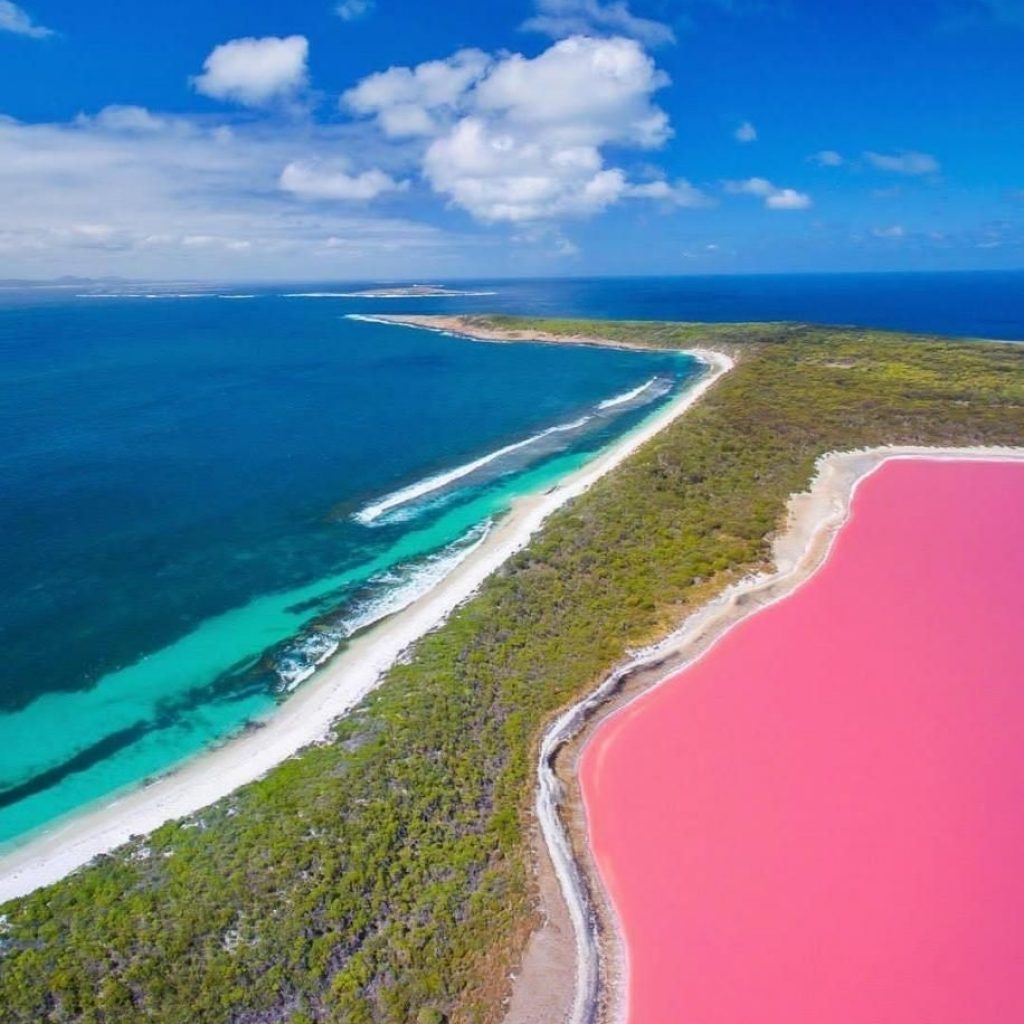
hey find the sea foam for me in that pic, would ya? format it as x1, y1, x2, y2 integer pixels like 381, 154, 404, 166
354, 417, 592, 526
355, 376, 673, 527
599, 376, 658, 409
273, 519, 493, 690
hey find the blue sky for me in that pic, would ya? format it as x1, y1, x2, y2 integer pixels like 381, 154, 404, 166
1, 0, 1022, 279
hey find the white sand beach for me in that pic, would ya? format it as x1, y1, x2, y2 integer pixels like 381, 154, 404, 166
0, 338, 733, 903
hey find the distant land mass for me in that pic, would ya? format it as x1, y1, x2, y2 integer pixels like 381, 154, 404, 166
329, 284, 498, 298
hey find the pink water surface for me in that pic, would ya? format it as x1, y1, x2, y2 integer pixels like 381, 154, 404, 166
581, 459, 1024, 1024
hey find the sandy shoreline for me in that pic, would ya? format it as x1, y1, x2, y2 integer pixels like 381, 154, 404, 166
0, 333, 732, 904
518, 444, 1024, 1024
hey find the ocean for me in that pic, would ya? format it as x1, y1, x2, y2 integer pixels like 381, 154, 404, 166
0, 271, 1021, 847
0, 291, 696, 845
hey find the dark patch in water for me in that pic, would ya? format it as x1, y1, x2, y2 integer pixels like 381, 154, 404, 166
0, 723, 149, 808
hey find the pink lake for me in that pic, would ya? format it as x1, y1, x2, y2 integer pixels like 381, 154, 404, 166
581, 459, 1024, 1024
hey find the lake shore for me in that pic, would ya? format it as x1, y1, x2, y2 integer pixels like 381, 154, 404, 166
512, 444, 1024, 1024
0, 332, 733, 904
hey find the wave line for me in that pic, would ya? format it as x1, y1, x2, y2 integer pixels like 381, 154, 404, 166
354, 416, 591, 525
598, 376, 658, 410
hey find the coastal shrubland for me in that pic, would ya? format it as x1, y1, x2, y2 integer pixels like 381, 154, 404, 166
1, 319, 1022, 1023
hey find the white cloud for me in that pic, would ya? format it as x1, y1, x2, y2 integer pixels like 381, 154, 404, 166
345, 35, 681, 224
193, 36, 309, 108
872, 224, 906, 238
335, 0, 375, 20
864, 150, 940, 175
279, 160, 407, 200
726, 177, 812, 209
627, 177, 711, 206
81, 105, 169, 133
425, 37, 671, 221
423, 119, 628, 222
523, 0, 676, 47
511, 223, 582, 256
472, 36, 670, 148
342, 49, 492, 137
810, 149, 843, 166
766, 188, 812, 210
735, 120, 757, 142
0, 1, 53, 38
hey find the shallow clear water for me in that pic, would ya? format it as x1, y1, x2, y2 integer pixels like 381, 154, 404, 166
0, 294, 695, 844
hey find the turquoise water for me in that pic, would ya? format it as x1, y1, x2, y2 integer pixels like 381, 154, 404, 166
0, 296, 698, 845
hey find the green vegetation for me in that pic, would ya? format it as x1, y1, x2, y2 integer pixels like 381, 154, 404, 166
1, 319, 1022, 1023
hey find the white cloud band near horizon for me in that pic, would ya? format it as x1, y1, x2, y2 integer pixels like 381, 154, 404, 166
0, 109, 458, 278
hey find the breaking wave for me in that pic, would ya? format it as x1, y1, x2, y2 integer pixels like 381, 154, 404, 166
599, 376, 657, 409
354, 417, 592, 526
354, 375, 675, 527
272, 519, 493, 691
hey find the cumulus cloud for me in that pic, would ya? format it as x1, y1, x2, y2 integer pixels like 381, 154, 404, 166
335, 0, 375, 20
734, 120, 757, 142
0, 1, 53, 38
193, 36, 309, 108
342, 49, 492, 137
522, 0, 676, 47
279, 160, 407, 200
864, 150, 940, 175
471, 36, 670, 146
765, 188, 812, 210
810, 149, 843, 166
346, 35, 683, 223
726, 177, 812, 209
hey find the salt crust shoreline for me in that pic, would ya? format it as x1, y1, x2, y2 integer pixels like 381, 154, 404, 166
0, 334, 732, 904
526, 444, 1024, 1024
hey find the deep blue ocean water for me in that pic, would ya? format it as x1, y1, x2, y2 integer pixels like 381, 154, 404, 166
0, 271, 1021, 846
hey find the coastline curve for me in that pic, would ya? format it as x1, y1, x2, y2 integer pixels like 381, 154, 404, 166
530, 444, 1024, 1024
0, 337, 733, 904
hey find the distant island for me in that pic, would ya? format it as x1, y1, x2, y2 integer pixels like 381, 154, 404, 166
334, 284, 497, 299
